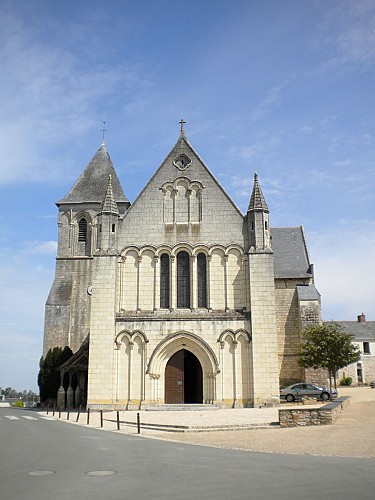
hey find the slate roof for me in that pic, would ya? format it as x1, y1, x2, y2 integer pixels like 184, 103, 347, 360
57, 143, 129, 206
324, 320, 375, 341
271, 226, 312, 279
296, 284, 320, 301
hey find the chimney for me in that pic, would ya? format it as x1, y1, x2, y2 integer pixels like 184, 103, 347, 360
357, 313, 366, 323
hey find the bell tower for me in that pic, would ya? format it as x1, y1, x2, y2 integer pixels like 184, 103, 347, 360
247, 173, 270, 251
246, 173, 280, 406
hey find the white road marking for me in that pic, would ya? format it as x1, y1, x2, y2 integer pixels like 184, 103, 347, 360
4, 415, 19, 420
22, 416, 38, 420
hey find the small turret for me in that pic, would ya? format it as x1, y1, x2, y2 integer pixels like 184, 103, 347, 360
247, 173, 271, 251
96, 175, 119, 253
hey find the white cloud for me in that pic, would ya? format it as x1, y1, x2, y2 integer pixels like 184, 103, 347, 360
313, 1, 375, 74
309, 227, 375, 321
0, 250, 54, 391
299, 126, 314, 134
22, 241, 58, 255
250, 85, 282, 122
0, 7, 152, 185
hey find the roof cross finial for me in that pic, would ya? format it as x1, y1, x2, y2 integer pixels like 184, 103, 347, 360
101, 119, 107, 145
179, 118, 186, 135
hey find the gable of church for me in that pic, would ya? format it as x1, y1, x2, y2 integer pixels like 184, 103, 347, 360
119, 135, 244, 249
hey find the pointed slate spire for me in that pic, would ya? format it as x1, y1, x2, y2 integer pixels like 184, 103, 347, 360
100, 175, 119, 215
57, 143, 129, 208
248, 173, 269, 212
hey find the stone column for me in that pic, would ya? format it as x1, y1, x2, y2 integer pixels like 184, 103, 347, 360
154, 256, 159, 311
170, 255, 176, 310
67, 385, 74, 409
57, 386, 65, 410
207, 255, 212, 310
232, 340, 239, 408
224, 254, 229, 311
136, 256, 142, 312
191, 255, 197, 310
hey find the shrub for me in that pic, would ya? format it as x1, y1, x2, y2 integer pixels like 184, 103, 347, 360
340, 376, 353, 386
13, 400, 24, 407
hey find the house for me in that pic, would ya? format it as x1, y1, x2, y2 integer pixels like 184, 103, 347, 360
328, 314, 375, 385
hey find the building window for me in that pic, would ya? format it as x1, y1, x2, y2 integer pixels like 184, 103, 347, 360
160, 254, 170, 309
78, 218, 87, 242
363, 342, 371, 354
197, 253, 207, 308
177, 251, 190, 308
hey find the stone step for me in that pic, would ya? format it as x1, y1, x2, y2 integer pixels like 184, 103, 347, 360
145, 404, 218, 411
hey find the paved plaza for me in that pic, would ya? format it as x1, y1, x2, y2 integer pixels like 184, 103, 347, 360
38, 387, 375, 458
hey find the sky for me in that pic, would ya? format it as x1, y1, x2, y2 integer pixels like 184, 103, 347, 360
0, 0, 374, 392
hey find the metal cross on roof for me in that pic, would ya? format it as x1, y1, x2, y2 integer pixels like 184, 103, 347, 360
101, 119, 107, 144
179, 118, 186, 134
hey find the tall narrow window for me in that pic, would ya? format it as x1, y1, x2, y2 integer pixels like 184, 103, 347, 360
78, 218, 87, 242
177, 251, 190, 308
363, 342, 371, 354
160, 254, 170, 309
197, 253, 207, 308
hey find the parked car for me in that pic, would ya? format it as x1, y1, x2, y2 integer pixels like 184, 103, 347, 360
370, 381, 375, 389
280, 383, 338, 402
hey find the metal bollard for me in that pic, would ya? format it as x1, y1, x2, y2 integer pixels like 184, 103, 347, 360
137, 412, 141, 434
117, 411, 120, 431
47, 404, 49, 415
67, 406, 70, 420
76, 405, 81, 423
87, 408, 90, 425
59, 407, 62, 419
53, 403, 56, 417
100, 410, 103, 428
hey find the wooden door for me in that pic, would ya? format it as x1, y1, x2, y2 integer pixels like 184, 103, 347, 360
165, 350, 184, 403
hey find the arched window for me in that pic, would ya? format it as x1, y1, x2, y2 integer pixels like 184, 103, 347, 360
177, 251, 190, 308
160, 254, 170, 309
78, 218, 87, 242
197, 253, 207, 308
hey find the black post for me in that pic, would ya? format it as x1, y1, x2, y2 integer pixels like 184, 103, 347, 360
117, 411, 120, 431
76, 405, 81, 423
59, 407, 61, 419
100, 410, 103, 428
46, 404, 49, 415
52, 403, 56, 417
67, 406, 70, 420
137, 412, 141, 434
87, 408, 90, 425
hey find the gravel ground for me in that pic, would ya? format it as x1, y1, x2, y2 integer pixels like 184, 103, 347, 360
144, 387, 375, 458
40, 387, 375, 458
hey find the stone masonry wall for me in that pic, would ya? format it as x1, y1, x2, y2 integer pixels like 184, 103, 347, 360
279, 396, 350, 427
275, 280, 304, 387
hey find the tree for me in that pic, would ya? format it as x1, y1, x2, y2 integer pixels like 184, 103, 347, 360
299, 323, 361, 396
38, 346, 73, 402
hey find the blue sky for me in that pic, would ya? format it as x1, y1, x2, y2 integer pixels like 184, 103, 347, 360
0, 0, 374, 392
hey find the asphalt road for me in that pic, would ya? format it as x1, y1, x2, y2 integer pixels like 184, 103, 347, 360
1, 407, 374, 500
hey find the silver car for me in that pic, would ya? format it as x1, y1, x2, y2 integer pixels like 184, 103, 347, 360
280, 383, 338, 402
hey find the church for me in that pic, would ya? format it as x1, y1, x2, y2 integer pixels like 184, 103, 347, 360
43, 121, 322, 410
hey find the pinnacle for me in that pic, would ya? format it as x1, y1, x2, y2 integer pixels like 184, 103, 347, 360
248, 173, 269, 212
100, 175, 119, 215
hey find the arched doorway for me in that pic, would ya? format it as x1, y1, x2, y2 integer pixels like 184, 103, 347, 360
165, 349, 203, 404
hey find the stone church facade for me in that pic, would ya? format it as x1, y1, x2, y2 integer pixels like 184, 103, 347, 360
44, 123, 321, 410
